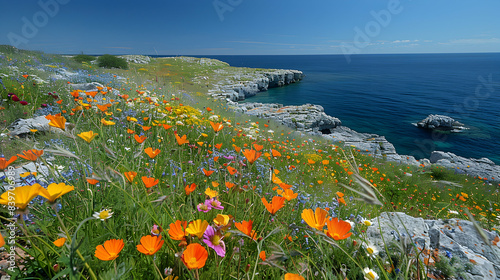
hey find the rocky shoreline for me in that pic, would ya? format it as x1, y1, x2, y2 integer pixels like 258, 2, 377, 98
211, 67, 500, 182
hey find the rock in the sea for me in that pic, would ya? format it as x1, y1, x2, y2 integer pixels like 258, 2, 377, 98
417, 114, 466, 132
429, 151, 500, 181
367, 212, 500, 280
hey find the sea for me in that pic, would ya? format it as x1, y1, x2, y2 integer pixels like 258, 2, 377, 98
188, 53, 500, 164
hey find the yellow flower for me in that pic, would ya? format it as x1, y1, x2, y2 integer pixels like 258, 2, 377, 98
0, 184, 47, 210
185, 219, 209, 239
101, 118, 115, 126
204, 187, 218, 198
213, 214, 230, 227
38, 182, 74, 203
77, 131, 98, 143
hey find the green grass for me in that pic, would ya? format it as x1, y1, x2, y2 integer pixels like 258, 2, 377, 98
0, 47, 498, 280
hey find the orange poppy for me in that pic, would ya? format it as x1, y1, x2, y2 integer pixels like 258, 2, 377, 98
278, 189, 298, 201
261, 196, 286, 215
202, 168, 214, 177
338, 197, 347, 206
162, 124, 172, 130
134, 134, 147, 144
86, 178, 99, 185
45, 114, 66, 130
271, 149, 281, 157
210, 121, 224, 133
126, 128, 135, 134
96, 103, 111, 112
94, 239, 124, 261
22, 74, 29, 79
168, 220, 187, 241
124, 171, 137, 183
242, 149, 262, 164
227, 166, 237, 175
141, 125, 151, 131
0, 156, 17, 170
17, 149, 43, 161
136, 235, 164, 255
141, 176, 159, 188
206, 107, 212, 112
253, 144, 263, 151
279, 183, 292, 190
214, 143, 222, 150
285, 273, 305, 280
301, 208, 329, 231
86, 91, 98, 98
175, 133, 189, 145
225, 182, 236, 189
53, 237, 66, 248
233, 145, 241, 153
325, 218, 352, 240
234, 220, 256, 239
185, 183, 196, 195
182, 243, 208, 269
144, 147, 161, 159
259, 251, 266, 261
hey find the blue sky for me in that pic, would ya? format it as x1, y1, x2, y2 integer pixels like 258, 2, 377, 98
1, 0, 499, 55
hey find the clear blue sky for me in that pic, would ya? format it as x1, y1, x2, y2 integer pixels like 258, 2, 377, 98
1, 0, 499, 55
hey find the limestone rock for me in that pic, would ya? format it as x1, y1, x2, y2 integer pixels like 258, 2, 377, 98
417, 114, 466, 132
324, 126, 420, 166
69, 82, 104, 92
8, 116, 52, 137
367, 212, 500, 280
429, 151, 500, 181
231, 102, 341, 134
118, 55, 150, 64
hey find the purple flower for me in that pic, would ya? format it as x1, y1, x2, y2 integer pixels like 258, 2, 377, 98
223, 155, 234, 160
203, 225, 226, 257
207, 198, 224, 210
197, 202, 211, 213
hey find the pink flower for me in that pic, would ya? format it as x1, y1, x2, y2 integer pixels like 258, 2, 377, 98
11, 95, 20, 102
207, 198, 224, 210
203, 225, 225, 257
197, 202, 211, 213
20, 101, 28, 105
151, 225, 161, 236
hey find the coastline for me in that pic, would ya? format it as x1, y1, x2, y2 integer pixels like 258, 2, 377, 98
197, 60, 500, 182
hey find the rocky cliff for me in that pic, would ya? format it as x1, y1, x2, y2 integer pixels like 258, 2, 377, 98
207, 69, 304, 101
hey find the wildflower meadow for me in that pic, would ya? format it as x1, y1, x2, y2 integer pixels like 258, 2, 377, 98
0, 46, 499, 279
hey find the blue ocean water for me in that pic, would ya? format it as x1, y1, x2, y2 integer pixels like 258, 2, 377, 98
195, 54, 500, 164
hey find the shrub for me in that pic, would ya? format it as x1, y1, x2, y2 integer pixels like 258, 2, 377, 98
73, 54, 95, 63
97, 54, 128, 69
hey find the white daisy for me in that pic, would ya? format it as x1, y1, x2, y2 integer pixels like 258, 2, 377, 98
93, 208, 113, 221
363, 267, 379, 280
